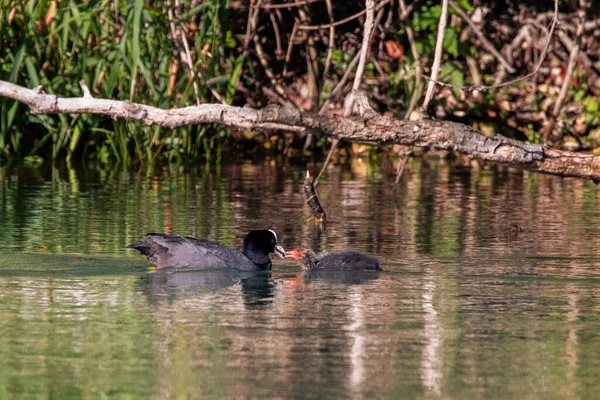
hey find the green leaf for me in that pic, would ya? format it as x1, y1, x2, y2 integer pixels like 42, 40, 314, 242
439, 61, 464, 97
583, 96, 599, 114
25, 56, 41, 87
412, 5, 441, 31
8, 41, 27, 83
443, 27, 459, 57
225, 30, 237, 48
179, 2, 213, 20
226, 55, 245, 104
205, 75, 230, 86
453, 0, 474, 12
68, 123, 82, 159
7, 101, 19, 131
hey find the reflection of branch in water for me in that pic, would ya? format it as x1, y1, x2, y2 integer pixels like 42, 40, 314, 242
420, 270, 443, 394
347, 289, 365, 389
564, 284, 579, 398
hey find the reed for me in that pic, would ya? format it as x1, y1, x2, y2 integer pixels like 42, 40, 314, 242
0, 0, 234, 162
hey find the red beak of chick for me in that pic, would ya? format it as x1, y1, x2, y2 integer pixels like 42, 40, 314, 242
285, 248, 310, 259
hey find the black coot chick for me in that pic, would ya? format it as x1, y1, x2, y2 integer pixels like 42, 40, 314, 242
128, 230, 285, 271
286, 248, 381, 271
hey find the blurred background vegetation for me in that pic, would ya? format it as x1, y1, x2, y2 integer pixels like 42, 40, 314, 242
0, 0, 599, 164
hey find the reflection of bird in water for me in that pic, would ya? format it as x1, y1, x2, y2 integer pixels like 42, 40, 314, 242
140, 270, 273, 304
302, 269, 381, 285
128, 230, 285, 271
286, 248, 381, 271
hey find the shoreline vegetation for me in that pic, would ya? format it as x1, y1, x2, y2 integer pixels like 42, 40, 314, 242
1, 0, 599, 180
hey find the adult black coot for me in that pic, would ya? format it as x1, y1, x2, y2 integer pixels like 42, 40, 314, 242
128, 230, 285, 271
286, 248, 381, 271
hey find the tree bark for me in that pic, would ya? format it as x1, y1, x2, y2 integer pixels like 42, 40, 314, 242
2, 79, 600, 182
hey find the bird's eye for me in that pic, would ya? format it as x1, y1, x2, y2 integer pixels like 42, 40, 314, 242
271, 239, 275, 245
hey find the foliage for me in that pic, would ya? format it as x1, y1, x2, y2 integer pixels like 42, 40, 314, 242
0, 0, 235, 162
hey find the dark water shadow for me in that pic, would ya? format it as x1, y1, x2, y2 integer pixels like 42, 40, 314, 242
302, 269, 381, 284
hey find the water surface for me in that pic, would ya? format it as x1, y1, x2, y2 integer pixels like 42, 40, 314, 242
1, 160, 599, 399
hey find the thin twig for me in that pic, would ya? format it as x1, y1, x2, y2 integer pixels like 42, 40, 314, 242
400, 0, 421, 119
542, 1, 587, 140
243, 0, 261, 51
261, 0, 321, 9
169, 3, 226, 104
347, 0, 376, 113
494, 25, 530, 85
421, 0, 449, 111
552, 9, 584, 117
283, 22, 299, 77
318, 52, 361, 113
557, 30, 600, 86
254, 35, 295, 104
269, 12, 284, 59
168, 7, 200, 105
319, 0, 335, 100
448, 0, 515, 74
298, 0, 389, 30
318, 8, 385, 114
418, 0, 560, 93
298, 6, 320, 111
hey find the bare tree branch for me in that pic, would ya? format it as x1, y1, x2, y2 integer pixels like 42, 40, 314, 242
3, 79, 600, 181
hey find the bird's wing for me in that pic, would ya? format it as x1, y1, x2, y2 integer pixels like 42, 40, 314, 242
146, 235, 256, 269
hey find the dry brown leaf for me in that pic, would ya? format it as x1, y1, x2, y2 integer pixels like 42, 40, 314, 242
385, 41, 404, 59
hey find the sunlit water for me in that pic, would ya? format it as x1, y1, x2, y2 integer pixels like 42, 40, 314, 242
1, 159, 600, 399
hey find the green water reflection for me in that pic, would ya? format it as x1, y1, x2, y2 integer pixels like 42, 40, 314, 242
0, 160, 600, 399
